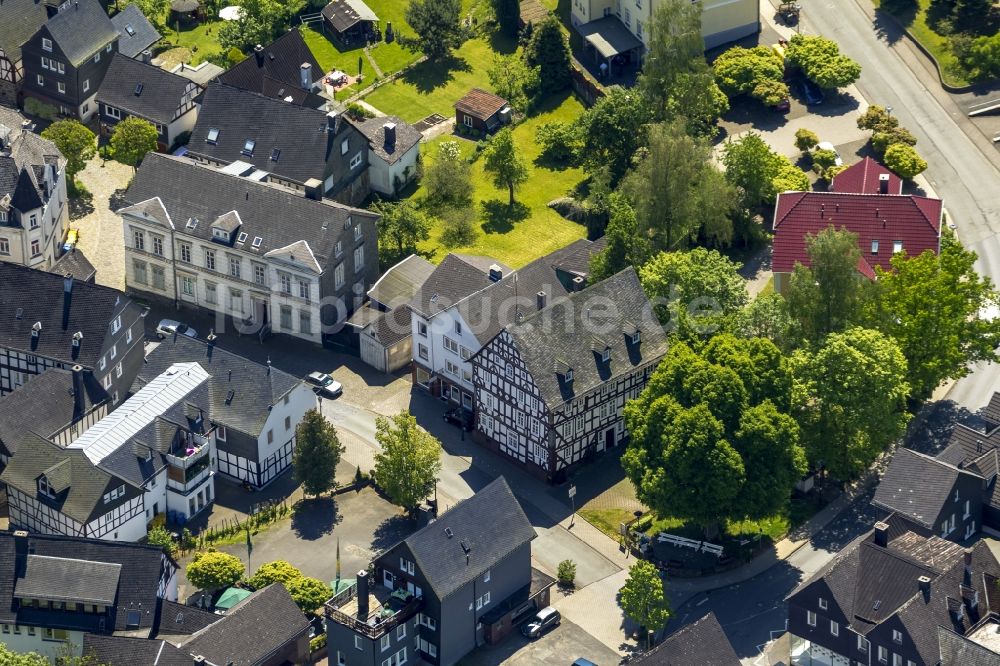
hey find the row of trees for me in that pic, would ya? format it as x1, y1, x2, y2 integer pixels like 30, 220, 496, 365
185, 553, 331, 612
40, 117, 159, 191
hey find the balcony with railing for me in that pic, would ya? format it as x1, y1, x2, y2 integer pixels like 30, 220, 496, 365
325, 581, 423, 640
165, 432, 210, 469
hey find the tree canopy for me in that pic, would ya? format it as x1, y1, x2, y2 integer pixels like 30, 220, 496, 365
127, 0, 169, 29
217, 0, 288, 52
574, 87, 651, 186
404, 0, 464, 59
292, 409, 343, 497
110, 117, 158, 169
247, 560, 331, 613
619, 561, 672, 645
483, 127, 528, 206
785, 34, 862, 89
713, 46, 788, 105
373, 411, 442, 512
588, 194, 649, 282
372, 200, 431, 266
41, 120, 95, 181
487, 54, 539, 112
882, 143, 928, 180
424, 141, 473, 208
525, 17, 572, 94
186, 551, 245, 591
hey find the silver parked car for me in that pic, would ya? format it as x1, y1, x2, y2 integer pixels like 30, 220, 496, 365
156, 319, 198, 339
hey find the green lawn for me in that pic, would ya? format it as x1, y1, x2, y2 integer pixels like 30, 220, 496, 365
159, 18, 225, 65
873, 0, 969, 87
410, 92, 588, 267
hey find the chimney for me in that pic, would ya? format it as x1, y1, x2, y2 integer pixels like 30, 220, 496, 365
356, 570, 369, 622
536, 290, 546, 310
303, 178, 323, 201
31, 321, 41, 339
964, 548, 973, 585
873, 521, 889, 548
326, 110, 340, 134
918, 575, 931, 595
14, 530, 28, 578
71, 364, 84, 416
488, 264, 503, 282
383, 122, 396, 150
299, 62, 312, 90
254, 44, 264, 65
572, 275, 585, 292
192, 657, 206, 666
140, 49, 152, 64
879, 173, 890, 195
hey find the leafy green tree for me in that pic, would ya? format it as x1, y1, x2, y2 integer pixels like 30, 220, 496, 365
713, 46, 788, 105
372, 200, 431, 264
110, 116, 158, 170
127, 0, 169, 29
857, 105, 899, 133
217, 0, 288, 52
146, 525, 178, 558
483, 127, 528, 206
247, 560, 302, 589
41, 120, 95, 181
619, 561, 672, 647
588, 194, 649, 282
424, 141, 473, 208
786, 227, 865, 343
735, 294, 795, 351
864, 236, 1000, 401
722, 132, 785, 209
786, 34, 862, 89
287, 576, 332, 614
623, 121, 735, 250
883, 143, 928, 180
871, 126, 917, 156
491, 0, 520, 33
186, 551, 245, 591
810, 148, 839, 181
525, 17, 572, 94
639, 248, 748, 337
440, 206, 477, 247
292, 409, 344, 497
0, 643, 49, 665
733, 402, 807, 517
772, 161, 811, 194
535, 121, 580, 164
959, 33, 1000, 80
373, 411, 442, 512
404, 0, 463, 59
557, 559, 576, 587
703, 334, 794, 410
487, 54, 539, 112
794, 128, 820, 153
794, 328, 910, 480
226, 46, 247, 66
574, 86, 651, 185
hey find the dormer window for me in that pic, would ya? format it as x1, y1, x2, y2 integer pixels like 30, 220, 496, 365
631, 331, 641, 345
42, 38, 52, 52
565, 368, 573, 383
252, 237, 262, 249
270, 148, 280, 162
601, 347, 611, 362
38, 476, 56, 499
237, 232, 248, 244
242, 139, 256, 156
212, 228, 229, 241
871, 239, 879, 254
206, 128, 219, 145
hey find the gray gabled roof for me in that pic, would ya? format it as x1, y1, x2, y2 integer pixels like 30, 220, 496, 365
48, 247, 97, 282
83, 635, 193, 666
351, 115, 421, 165
111, 4, 161, 59
122, 153, 376, 263
0, 0, 51, 64
215, 29, 323, 106
408, 254, 508, 318
983, 392, 1000, 429
183, 583, 309, 666
0, 106, 64, 214
95, 54, 192, 125
872, 449, 979, 529
502, 268, 668, 407
15, 555, 121, 605
631, 612, 740, 665
368, 254, 434, 308
43, 0, 119, 67
392, 477, 535, 600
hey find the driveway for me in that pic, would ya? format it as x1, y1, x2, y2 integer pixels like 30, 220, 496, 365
71, 157, 133, 290
459, 616, 621, 666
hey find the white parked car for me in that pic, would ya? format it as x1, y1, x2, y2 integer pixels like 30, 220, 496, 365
305, 371, 343, 398
156, 319, 198, 339
816, 141, 843, 167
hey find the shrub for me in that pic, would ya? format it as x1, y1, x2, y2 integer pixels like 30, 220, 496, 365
883, 143, 928, 179
535, 121, 580, 164
24, 97, 58, 120
794, 128, 820, 153
346, 103, 376, 121
871, 126, 917, 156
811, 148, 840, 180
186, 551, 245, 591
146, 526, 177, 558
440, 206, 478, 247
557, 559, 577, 587
310, 634, 327, 652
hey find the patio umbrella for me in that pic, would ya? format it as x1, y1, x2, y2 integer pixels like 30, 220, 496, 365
170, 0, 199, 13
218, 5, 244, 20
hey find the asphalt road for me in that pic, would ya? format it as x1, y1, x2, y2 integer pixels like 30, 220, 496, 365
798, 0, 1000, 412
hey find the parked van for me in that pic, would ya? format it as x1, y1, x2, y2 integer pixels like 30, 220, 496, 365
521, 606, 560, 639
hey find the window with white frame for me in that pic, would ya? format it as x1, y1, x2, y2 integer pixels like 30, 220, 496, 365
106, 105, 121, 119
418, 344, 429, 361
354, 635, 363, 651
354, 245, 364, 272
132, 228, 145, 251
380, 635, 390, 652
857, 634, 868, 652
253, 263, 266, 285
350, 151, 363, 169
229, 256, 241, 279
152, 235, 163, 256
397, 624, 406, 640
205, 281, 217, 304
82, 79, 89, 92
418, 321, 428, 337
354, 224, 362, 241
399, 557, 415, 575
298, 280, 310, 300
152, 266, 165, 290
878, 646, 888, 663
229, 288, 243, 314
57, 81, 65, 94
205, 249, 216, 271
280, 274, 292, 294
830, 620, 839, 636
818, 597, 827, 610
807, 610, 816, 627
341, 138, 349, 155
42, 38, 52, 51
299, 310, 312, 335
181, 276, 195, 296
444, 337, 459, 353
133, 259, 147, 284
36, 74, 44, 86
180, 242, 191, 263
484, 570, 491, 582
335, 263, 345, 289
0, 238, 8, 255
892, 629, 902, 644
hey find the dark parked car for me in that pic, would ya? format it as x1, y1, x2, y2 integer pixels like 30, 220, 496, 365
522, 606, 560, 639
772, 97, 791, 113
444, 407, 474, 431
798, 78, 824, 105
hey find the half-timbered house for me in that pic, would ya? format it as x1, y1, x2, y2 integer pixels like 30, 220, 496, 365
471, 268, 667, 481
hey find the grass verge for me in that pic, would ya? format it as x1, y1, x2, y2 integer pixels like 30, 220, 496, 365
873, 0, 971, 87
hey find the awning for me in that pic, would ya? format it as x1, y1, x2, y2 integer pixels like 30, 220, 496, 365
577, 17, 644, 59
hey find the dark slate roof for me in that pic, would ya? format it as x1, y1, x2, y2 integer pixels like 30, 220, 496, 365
983, 393, 1000, 429
872, 449, 976, 529
938, 622, 1000, 666
15, 554, 121, 605
183, 583, 310, 666
501, 268, 669, 407
122, 153, 375, 263
321, 0, 378, 32
0, 367, 108, 457
0, 263, 142, 370
0, 531, 175, 632
44, 0, 119, 67
48, 247, 97, 282
187, 84, 341, 183
631, 612, 740, 666
787, 527, 1000, 666
83, 635, 193, 666
0, 433, 120, 523
351, 115, 421, 165
938, 423, 1000, 467
0, 0, 51, 63
110, 4, 160, 59
454, 88, 508, 121
0, 107, 63, 214
153, 599, 221, 638
408, 254, 507, 318
135, 334, 302, 438
216, 30, 323, 106
394, 477, 535, 600
368, 254, 434, 308
96, 54, 191, 125
772, 191, 942, 275
830, 156, 903, 195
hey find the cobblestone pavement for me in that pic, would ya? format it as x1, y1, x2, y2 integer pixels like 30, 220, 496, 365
72, 157, 133, 290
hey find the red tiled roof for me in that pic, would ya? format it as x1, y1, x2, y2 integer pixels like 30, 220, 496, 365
772, 191, 942, 275
831, 157, 903, 195
454, 88, 509, 120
